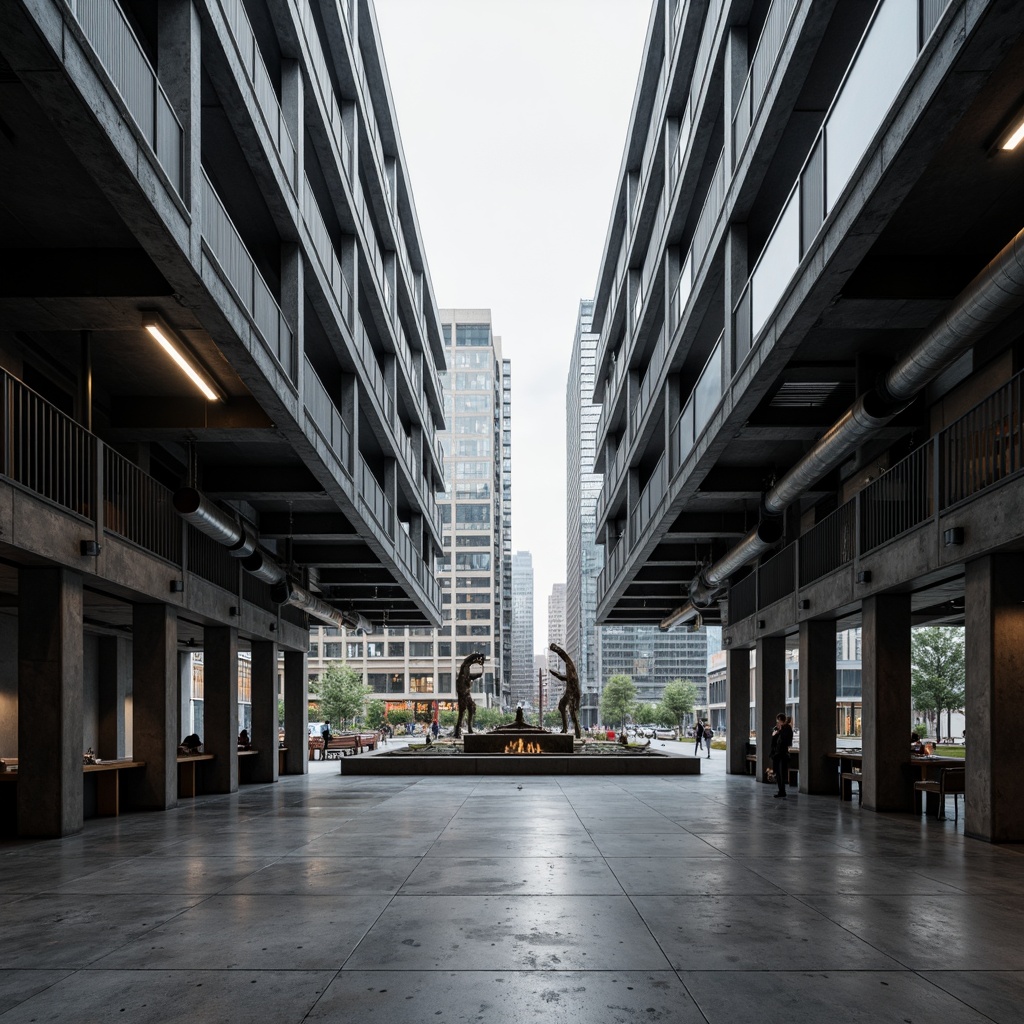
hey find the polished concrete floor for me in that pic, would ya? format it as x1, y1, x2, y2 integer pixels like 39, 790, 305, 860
1, 754, 1022, 1023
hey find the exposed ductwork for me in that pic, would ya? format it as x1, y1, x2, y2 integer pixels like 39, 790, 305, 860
240, 549, 286, 585
270, 580, 372, 633
173, 488, 257, 558
661, 226, 1024, 629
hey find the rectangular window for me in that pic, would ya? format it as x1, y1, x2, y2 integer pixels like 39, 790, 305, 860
455, 535, 489, 547
456, 591, 490, 603
455, 483, 490, 499
367, 642, 384, 658
457, 642, 491, 656
455, 394, 490, 413
455, 324, 491, 346
409, 674, 434, 693
387, 673, 405, 694
456, 552, 490, 571
455, 461, 490, 479
346, 642, 363, 659
443, 324, 451, 344
368, 673, 388, 693
455, 372, 492, 391
388, 642, 404, 657
437, 672, 452, 693
452, 437, 492, 458
409, 642, 433, 657
455, 415, 490, 434
454, 350, 491, 368
438, 642, 451, 657
456, 503, 490, 524
323, 643, 341, 659
456, 576, 491, 587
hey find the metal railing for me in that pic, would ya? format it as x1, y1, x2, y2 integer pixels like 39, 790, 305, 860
215, 0, 297, 187
201, 170, 294, 380
302, 175, 352, 325
359, 459, 393, 538
303, 357, 352, 474
732, 0, 799, 158
729, 572, 757, 622
860, 441, 933, 554
103, 447, 181, 563
242, 572, 276, 611
757, 542, 795, 607
798, 500, 855, 586
2, 372, 93, 518
940, 370, 1023, 509
186, 523, 239, 592
67, 0, 183, 193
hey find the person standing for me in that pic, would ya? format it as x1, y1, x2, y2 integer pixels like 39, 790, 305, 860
703, 724, 714, 758
770, 713, 794, 798
693, 719, 705, 756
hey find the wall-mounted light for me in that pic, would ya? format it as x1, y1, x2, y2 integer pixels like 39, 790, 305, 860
798, 598, 810, 610
229, 606, 238, 617
142, 313, 224, 401
723, 636, 732, 647
857, 570, 872, 584
80, 539, 101, 556
943, 527, 965, 547
169, 579, 184, 593
269, 622, 277, 632
757, 619, 766, 629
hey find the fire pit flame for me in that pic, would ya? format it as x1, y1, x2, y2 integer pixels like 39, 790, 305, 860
503, 738, 542, 754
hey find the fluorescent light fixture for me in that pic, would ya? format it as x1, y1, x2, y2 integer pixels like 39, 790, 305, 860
999, 116, 1024, 151
142, 314, 222, 401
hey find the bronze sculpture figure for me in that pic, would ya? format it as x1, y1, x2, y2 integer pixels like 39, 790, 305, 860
548, 642, 582, 739
454, 652, 485, 738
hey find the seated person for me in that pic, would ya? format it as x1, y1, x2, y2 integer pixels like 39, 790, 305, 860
237, 728, 251, 751
910, 732, 925, 755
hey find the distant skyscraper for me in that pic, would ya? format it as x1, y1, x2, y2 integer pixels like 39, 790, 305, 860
511, 551, 534, 706
566, 302, 708, 721
305, 310, 510, 719
565, 301, 602, 725
546, 582, 566, 674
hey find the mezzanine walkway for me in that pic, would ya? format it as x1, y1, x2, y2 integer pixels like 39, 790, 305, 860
1, 756, 1021, 1023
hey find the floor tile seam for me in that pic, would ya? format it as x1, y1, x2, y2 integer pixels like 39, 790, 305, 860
906, 966, 1013, 1020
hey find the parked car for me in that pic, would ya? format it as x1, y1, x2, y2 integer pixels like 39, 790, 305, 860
655, 728, 679, 740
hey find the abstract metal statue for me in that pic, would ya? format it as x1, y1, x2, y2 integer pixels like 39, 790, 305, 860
454, 652, 485, 738
548, 642, 582, 739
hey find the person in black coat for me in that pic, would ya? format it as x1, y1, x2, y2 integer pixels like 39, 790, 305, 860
770, 713, 794, 798
693, 719, 705, 756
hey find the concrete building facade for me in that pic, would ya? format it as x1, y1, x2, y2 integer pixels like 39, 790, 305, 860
303, 310, 510, 714
546, 582, 567, 675
590, 0, 1024, 840
0, 0, 446, 836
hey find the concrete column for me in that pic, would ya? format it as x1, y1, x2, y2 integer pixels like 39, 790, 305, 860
282, 240, 303, 388
204, 626, 239, 793
283, 649, 308, 774
158, 0, 201, 257
723, 26, 747, 174
17, 567, 84, 837
177, 651, 191, 743
132, 603, 178, 809
97, 635, 129, 760
755, 636, 785, 783
861, 593, 912, 811
725, 646, 750, 775
250, 640, 279, 783
964, 554, 1024, 842
722, 224, 748, 381
799, 619, 837, 794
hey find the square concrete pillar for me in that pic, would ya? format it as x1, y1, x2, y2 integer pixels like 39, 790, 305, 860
97, 635, 129, 760
861, 593, 912, 811
283, 649, 308, 775
204, 626, 239, 793
755, 636, 786, 783
250, 640, 279, 783
132, 604, 178, 810
18, 567, 84, 837
965, 554, 1024, 842
799, 619, 838, 794
725, 646, 751, 775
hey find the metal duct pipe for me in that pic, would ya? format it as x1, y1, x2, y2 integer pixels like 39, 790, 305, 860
241, 549, 287, 585
271, 580, 349, 631
173, 487, 246, 549
661, 226, 1024, 628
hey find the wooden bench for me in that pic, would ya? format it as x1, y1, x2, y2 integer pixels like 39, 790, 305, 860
177, 753, 214, 798
841, 770, 863, 804
914, 767, 965, 821
323, 735, 362, 758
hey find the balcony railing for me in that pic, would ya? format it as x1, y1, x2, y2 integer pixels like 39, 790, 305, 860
295, 0, 352, 182
303, 357, 353, 474
215, 0, 297, 188
860, 441, 933, 553
733, 0, 952, 368
67, 0, 183, 194
757, 542, 795, 607
200, 170, 294, 380
302, 176, 353, 326
670, 333, 723, 474
104, 447, 181, 563
359, 460, 393, 538
798, 501, 855, 586
732, 0, 799, 158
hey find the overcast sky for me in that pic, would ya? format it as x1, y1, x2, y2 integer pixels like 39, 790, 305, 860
374, 0, 652, 651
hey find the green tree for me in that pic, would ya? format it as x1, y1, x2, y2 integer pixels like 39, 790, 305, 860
652, 702, 679, 729
474, 707, 503, 729
911, 626, 965, 742
439, 710, 458, 729
600, 675, 637, 729
660, 680, 698, 732
633, 701, 658, 724
317, 664, 373, 729
388, 708, 413, 729
364, 699, 386, 731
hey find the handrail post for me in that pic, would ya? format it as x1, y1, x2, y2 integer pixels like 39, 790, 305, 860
93, 436, 104, 545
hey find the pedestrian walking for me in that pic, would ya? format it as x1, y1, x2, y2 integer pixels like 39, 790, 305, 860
693, 719, 705, 756
703, 725, 714, 757
770, 713, 794, 798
